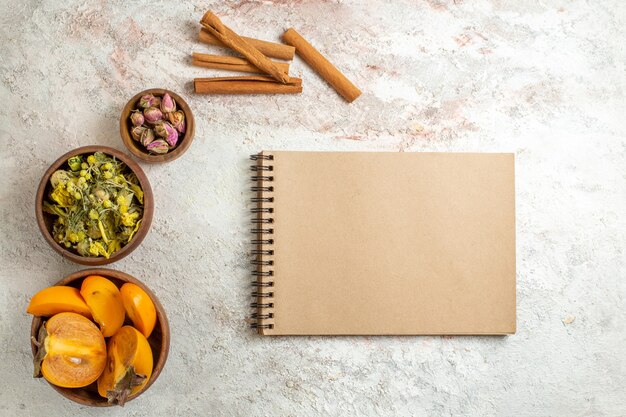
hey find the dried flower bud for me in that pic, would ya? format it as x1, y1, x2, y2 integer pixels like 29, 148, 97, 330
131, 126, 147, 142
146, 139, 169, 154
138, 94, 158, 109
140, 128, 155, 146
154, 122, 178, 147
153, 122, 167, 138
143, 107, 163, 124
167, 110, 186, 133
130, 110, 144, 126
160, 93, 176, 113
164, 122, 179, 147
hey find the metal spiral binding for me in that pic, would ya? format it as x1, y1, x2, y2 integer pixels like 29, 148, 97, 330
251, 218, 273, 224
252, 270, 273, 276
251, 207, 273, 213
250, 165, 273, 171
251, 228, 274, 234
251, 186, 273, 192
250, 153, 275, 330
251, 239, 273, 245
250, 302, 273, 308
250, 323, 274, 329
251, 291, 274, 298
251, 259, 273, 266
250, 154, 274, 161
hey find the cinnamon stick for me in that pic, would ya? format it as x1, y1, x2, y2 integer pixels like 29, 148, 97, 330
194, 76, 302, 94
282, 28, 361, 103
200, 12, 289, 84
192, 52, 290, 74
199, 28, 295, 61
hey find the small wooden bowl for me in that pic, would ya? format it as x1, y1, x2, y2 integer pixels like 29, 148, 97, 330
35, 145, 154, 266
120, 89, 195, 163
30, 268, 170, 407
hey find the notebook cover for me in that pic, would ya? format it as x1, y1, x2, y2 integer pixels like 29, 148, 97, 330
252, 151, 516, 335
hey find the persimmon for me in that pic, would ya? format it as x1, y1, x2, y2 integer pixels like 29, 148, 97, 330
120, 283, 156, 338
97, 326, 153, 405
27, 286, 92, 318
32, 312, 106, 388
80, 275, 125, 337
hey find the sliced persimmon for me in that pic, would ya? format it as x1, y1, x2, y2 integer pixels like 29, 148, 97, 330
27, 286, 92, 318
33, 312, 106, 388
97, 326, 153, 405
80, 276, 125, 337
120, 283, 156, 338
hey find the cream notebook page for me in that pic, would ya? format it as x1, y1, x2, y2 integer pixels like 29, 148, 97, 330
252, 151, 515, 335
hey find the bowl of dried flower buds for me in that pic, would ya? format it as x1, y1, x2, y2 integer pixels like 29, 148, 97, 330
35, 146, 154, 265
120, 89, 195, 163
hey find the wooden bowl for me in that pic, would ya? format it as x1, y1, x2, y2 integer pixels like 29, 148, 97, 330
35, 145, 154, 266
30, 268, 170, 407
120, 89, 195, 163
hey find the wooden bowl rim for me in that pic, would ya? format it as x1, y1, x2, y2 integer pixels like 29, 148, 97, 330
119, 88, 195, 164
30, 268, 170, 407
35, 145, 154, 266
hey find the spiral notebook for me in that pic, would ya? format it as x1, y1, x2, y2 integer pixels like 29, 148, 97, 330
250, 151, 516, 335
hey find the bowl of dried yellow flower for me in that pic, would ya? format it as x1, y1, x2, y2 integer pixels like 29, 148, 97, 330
36, 146, 154, 265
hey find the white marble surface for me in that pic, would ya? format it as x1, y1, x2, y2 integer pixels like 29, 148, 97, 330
1, 0, 625, 416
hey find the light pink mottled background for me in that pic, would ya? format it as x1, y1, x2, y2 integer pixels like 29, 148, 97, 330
1, 1, 625, 416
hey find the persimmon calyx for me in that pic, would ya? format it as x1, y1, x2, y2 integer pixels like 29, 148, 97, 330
106, 366, 147, 407
32, 323, 48, 378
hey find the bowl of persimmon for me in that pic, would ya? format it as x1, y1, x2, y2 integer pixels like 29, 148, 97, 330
27, 268, 169, 407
